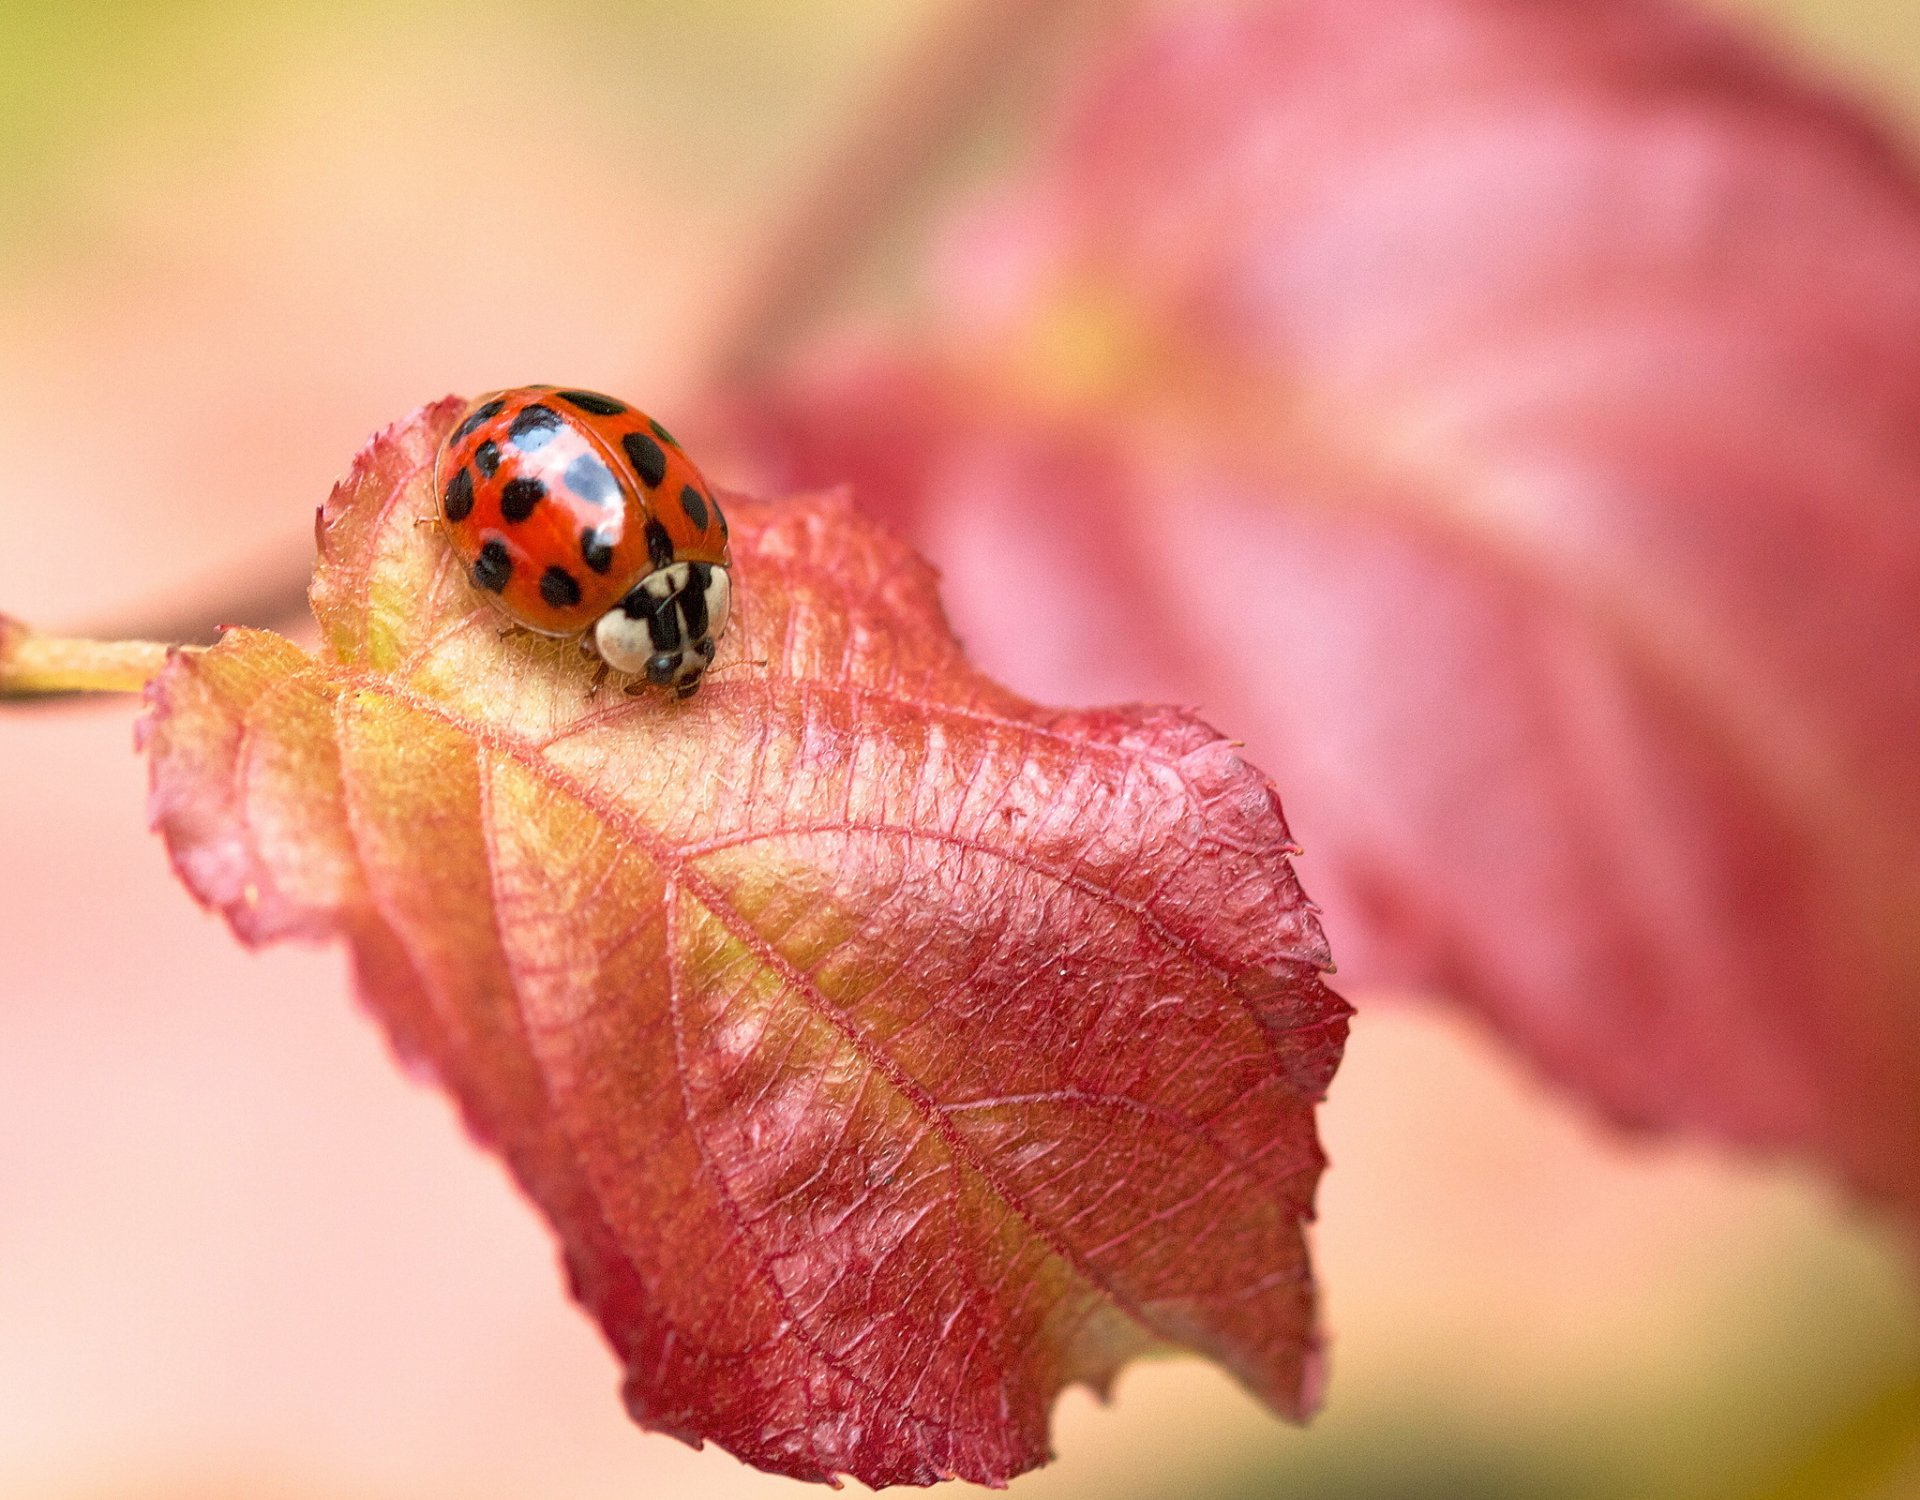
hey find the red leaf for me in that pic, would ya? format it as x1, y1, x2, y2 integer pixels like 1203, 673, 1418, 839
138, 400, 1348, 1487
733, 0, 1920, 1223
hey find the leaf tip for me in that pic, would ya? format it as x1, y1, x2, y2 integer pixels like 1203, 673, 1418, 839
314, 394, 464, 565
1293, 1341, 1330, 1423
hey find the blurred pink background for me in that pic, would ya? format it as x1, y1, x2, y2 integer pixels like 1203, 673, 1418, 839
3, 3, 1917, 1497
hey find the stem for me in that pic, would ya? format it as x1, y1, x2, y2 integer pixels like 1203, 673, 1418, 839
0, 619, 186, 698
702, 0, 1124, 387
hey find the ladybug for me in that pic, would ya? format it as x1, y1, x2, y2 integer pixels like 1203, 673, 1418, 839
434, 386, 732, 698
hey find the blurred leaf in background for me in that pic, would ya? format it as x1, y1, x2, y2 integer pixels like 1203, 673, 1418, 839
738, 0, 1920, 1244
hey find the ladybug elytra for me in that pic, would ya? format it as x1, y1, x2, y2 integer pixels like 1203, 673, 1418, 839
434, 386, 732, 698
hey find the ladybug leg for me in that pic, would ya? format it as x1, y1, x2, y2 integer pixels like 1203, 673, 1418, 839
497, 622, 534, 642
584, 659, 611, 698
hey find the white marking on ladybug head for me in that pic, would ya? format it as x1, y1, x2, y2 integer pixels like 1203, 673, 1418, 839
703, 565, 732, 642
592, 607, 656, 676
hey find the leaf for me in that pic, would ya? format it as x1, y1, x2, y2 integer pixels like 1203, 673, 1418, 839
731, 0, 1920, 1224
138, 399, 1349, 1487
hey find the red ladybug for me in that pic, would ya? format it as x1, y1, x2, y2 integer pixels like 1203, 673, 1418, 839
434, 386, 732, 697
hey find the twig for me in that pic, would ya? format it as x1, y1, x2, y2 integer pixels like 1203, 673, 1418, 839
701, 0, 1112, 386
0, 616, 187, 698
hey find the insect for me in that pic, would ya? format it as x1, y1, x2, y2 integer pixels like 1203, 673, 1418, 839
434, 386, 732, 698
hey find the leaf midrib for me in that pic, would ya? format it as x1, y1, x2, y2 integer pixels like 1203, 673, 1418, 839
344, 665, 1318, 1405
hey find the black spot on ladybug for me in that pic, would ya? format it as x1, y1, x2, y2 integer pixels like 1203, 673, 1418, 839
679, 485, 709, 530
473, 440, 501, 478
565, 451, 618, 506
644, 517, 675, 570
647, 597, 683, 652
623, 431, 668, 489
580, 527, 615, 574
508, 403, 562, 451
452, 397, 505, 444
649, 417, 677, 448
711, 496, 728, 539
540, 566, 582, 608
557, 389, 626, 416
679, 567, 709, 641
618, 583, 677, 650
472, 539, 512, 592
442, 467, 474, 523
500, 476, 546, 523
